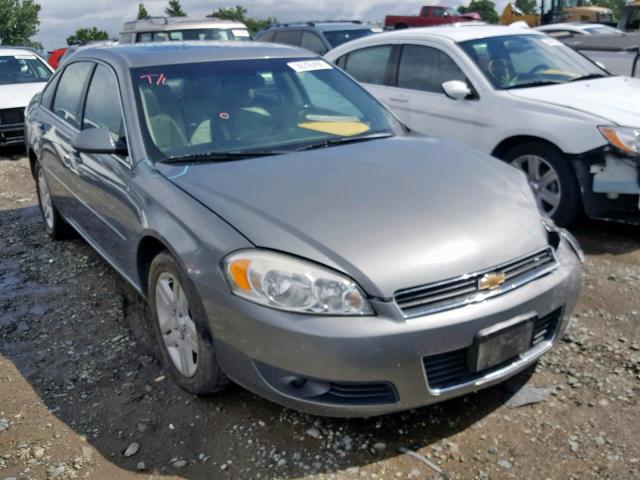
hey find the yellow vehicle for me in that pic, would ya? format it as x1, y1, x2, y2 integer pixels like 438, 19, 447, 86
500, 0, 613, 26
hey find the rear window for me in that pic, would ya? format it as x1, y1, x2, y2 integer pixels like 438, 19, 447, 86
0, 54, 51, 85
274, 30, 301, 46
323, 29, 374, 48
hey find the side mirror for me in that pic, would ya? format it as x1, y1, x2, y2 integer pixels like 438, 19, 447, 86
73, 127, 128, 155
442, 80, 472, 100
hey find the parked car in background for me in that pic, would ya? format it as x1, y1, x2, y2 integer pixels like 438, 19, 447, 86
25, 42, 582, 417
47, 48, 68, 69
559, 33, 640, 77
326, 26, 640, 226
0, 47, 52, 146
384, 6, 479, 31
119, 16, 250, 44
57, 41, 118, 67
535, 22, 622, 37
255, 21, 375, 55
618, 3, 640, 32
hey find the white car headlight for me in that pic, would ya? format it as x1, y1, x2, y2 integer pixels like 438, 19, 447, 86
599, 126, 640, 156
223, 250, 374, 315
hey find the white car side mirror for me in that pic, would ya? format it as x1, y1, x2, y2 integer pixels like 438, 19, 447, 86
442, 80, 472, 100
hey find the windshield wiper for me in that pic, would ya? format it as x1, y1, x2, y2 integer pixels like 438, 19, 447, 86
504, 81, 563, 90
568, 73, 608, 82
162, 150, 285, 164
295, 132, 393, 151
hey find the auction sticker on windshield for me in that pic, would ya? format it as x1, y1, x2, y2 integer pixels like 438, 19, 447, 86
287, 60, 333, 73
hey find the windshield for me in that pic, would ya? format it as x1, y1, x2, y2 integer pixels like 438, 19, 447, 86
132, 58, 399, 161
459, 34, 606, 90
323, 29, 374, 48
0, 54, 51, 85
584, 25, 620, 34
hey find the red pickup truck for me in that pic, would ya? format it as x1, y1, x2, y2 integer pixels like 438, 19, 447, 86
384, 6, 480, 30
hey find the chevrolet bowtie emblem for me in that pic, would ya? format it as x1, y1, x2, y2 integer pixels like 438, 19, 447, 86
478, 271, 506, 291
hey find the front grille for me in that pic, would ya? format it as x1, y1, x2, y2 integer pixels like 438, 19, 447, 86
395, 248, 557, 318
319, 382, 398, 405
423, 308, 562, 390
0, 108, 24, 126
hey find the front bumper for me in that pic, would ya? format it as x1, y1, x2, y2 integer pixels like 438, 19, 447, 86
200, 240, 581, 417
0, 124, 24, 146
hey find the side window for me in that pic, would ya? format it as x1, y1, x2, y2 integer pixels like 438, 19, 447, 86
432, 7, 445, 17
41, 75, 59, 109
258, 30, 275, 42
301, 31, 327, 54
397, 45, 465, 93
343, 45, 392, 85
274, 30, 301, 46
137, 32, 153, 43
120, 34, 135, 44
52, 62, 94, 129
82, 65, 125, 142
628, 9, 640, 30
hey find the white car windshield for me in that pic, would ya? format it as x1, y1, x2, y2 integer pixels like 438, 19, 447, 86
0, 54, 51, 85
459, 34, 607, 90
132, 58, 399, 161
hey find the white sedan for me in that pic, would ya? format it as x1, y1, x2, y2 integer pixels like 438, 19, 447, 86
325, 25, 640, 226
535, 22, 622, 38
0, 47, 53, 147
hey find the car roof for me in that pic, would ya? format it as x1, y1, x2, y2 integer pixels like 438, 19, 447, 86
536, 22, 609, 31
70, 41, 316, 68
265, 22, 371, 33
122, 17, 247, 33
363, 25, 543, 43
0, 46, 42, 56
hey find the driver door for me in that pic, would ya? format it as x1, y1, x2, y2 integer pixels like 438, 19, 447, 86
384, 43, 492, 149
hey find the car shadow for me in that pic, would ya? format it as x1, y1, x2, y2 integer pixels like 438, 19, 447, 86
0, 145, 28, 161
571, 217, 640, 256
0, 204, 531, 478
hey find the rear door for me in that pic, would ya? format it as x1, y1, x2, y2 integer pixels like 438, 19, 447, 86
335, 44, 395, 109
38, 61, 94, 223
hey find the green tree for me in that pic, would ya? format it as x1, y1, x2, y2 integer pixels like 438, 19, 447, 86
459, 0, 499, 23
515, 0, 537, 15
66, 27, 109, 46
0, 0, 42, 49
208, 5, 277, 35
137, 3, 149, 20
165, 0, 186, 17
592, 0, 625, 20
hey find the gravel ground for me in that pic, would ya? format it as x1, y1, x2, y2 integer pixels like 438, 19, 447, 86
1, 151, 639, 480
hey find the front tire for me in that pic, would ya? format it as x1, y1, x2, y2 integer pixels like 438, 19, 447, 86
34, 162, 72, 239
503, 142, 581, 227
148, 252, 229, 395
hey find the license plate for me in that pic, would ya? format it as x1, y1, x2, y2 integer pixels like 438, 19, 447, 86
468, 316, 534, 373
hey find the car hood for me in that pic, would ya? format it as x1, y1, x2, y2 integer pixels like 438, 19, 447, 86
508, 76, 640, 126
0, 82, 46, 109
158, 137, 548, 298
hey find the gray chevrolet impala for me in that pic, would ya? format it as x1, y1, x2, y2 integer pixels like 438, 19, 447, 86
25, 42, 582, 417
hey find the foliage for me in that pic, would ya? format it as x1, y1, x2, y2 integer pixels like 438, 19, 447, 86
459, 0, 500, 23
0, 0, 42, 49
66, 27, 109, 46
591, 0, 625, 20
208, 5, 277, 34
165, 0, 186, 17
137, 3, 149, 20
515, 0, 537, 15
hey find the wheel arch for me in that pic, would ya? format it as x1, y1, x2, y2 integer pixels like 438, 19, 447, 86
491, 135, 565, 160
136, 234, 172, 298
28, 148, 38, 178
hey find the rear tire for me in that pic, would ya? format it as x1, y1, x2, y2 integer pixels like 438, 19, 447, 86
148, 252, 229, 395
503, 142, 581, 227
34, 161, 72, 240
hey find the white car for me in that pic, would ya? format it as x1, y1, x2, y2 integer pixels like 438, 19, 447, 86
535, 22, 622, 38
325, 25, 640, 226
0, 47, 53, 147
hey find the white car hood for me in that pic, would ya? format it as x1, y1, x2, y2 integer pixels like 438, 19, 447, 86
508, 76, 640, 127
0, 82, 46, 110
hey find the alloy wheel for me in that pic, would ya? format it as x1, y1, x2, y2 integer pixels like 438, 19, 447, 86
511, 154, 562, 217
154, 272, 199, 378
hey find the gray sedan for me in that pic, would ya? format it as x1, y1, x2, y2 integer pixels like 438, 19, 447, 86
25, 42, 582, 417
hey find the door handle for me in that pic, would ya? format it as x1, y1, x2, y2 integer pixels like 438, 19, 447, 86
388, 96, 409, 104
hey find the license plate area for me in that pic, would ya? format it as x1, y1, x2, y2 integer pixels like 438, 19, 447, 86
468, 316, 534, 373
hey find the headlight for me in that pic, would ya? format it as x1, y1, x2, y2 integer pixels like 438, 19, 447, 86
599, 126, 640, 156
223, 250, 374, 315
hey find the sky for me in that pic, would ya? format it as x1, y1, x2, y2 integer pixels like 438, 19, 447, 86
34, 0, 512, 51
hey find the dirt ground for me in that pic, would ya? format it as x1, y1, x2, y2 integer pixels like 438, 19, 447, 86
1, 150, 639, 480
